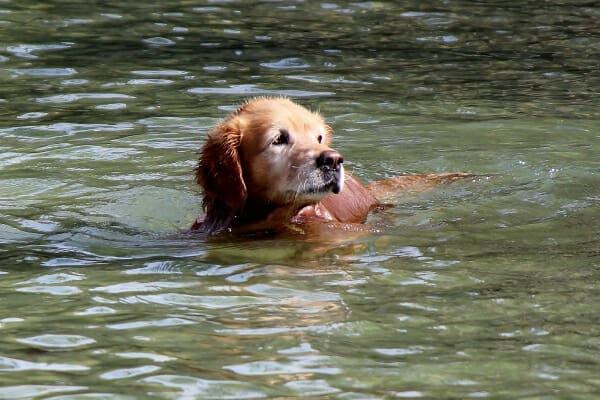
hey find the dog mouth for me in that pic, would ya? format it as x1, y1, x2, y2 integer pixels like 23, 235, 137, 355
310, 177, 342, 194
301, 165, 345, 196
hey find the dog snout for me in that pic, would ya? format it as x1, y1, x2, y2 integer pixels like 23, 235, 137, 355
316, 150, 344, 170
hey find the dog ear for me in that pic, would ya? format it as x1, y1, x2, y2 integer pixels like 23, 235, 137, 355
196, 117, 247, 233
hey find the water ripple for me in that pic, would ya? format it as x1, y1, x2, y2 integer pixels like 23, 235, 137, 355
106, 317, 195, 330
131, 69, 188, 77
90, 281, 195, 294
16, 112, 49, 120
15, 285, 82, 295
99, 365, 161, 380
188, 84, 333, 97
284, 379, 341, 397
115, 352, 176, 363
0, 356, 88, 372
139, 375, 267, 399
287, 75, 372, 85
95, 103, 127, 110
224, 355, 341, 376
35, 93, 135, 104
16, 334, 95, 350
1, 122, 135, 138
138, 293, 274, 309
0, 386, 87, 399
7, 68, 77, 76
125, 79, 173, 85
260, 57, 310, 69
17, 272, 84, 285
142, 37, 176, 46
6, 42, 74, 59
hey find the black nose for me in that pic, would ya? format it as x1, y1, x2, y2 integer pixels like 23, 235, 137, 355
316, 150, 344, 170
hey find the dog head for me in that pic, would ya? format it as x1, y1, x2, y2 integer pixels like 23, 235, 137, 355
197, 97, 344, 233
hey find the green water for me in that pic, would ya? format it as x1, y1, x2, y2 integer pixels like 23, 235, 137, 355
1, 1, 599, 398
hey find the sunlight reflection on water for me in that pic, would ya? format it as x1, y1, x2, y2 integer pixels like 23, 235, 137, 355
0, 0, 599, 398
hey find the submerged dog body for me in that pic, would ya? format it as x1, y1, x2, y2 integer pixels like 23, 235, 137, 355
192, 97, 469, 234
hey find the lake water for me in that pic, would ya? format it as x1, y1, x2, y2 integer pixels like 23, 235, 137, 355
1, 1, 599, 398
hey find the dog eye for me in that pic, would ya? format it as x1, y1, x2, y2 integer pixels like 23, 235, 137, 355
272, 129, 289, 145
317, 135, 323, 144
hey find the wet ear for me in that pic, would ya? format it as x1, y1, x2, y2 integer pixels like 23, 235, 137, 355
196, 117, 247, 233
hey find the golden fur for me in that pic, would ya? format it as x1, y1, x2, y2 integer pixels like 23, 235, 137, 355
192, 97, 471, 234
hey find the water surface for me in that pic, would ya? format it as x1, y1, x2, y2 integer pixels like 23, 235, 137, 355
1, 1, 599, 398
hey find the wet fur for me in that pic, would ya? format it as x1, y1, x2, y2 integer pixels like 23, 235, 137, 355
192, 97, 471, 235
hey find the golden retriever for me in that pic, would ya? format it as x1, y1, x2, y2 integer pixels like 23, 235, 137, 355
192, 97, 471, 234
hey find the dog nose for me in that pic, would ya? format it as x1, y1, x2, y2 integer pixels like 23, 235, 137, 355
316, 150, 344, 170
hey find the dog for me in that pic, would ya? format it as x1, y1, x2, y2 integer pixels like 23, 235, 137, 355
191, 97, 471, 235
